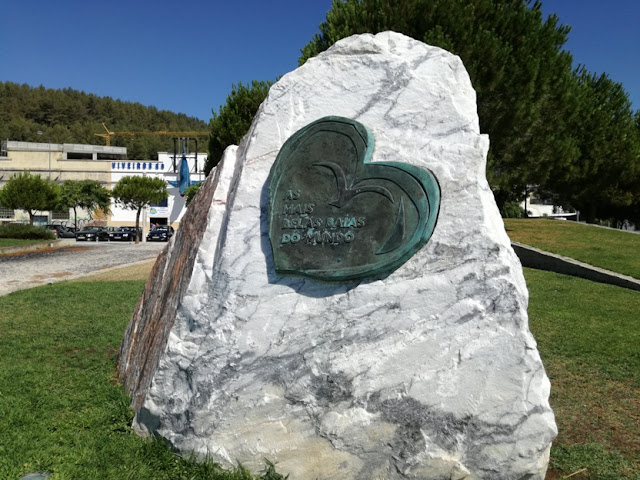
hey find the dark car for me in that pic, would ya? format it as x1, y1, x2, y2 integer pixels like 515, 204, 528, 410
75, 226, 110, 242
109, 226, 141, 242
45, 224, 76, 238
146, 226, 175, 242
57, 225, 77, 238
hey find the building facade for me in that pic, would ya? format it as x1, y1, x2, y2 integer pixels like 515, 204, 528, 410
109, 151, 206, 228
0, 140, 206, 230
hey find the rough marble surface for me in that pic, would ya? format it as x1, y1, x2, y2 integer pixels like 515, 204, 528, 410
120, 32, 556, 479
117, 160, 224, 410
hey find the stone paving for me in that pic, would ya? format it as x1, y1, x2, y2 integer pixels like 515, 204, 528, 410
0, 239, 165, 296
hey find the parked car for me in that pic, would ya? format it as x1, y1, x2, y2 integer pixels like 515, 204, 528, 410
57, 225, 76, 238
146, 225, 175, 242
45, 224, 76, 238
109, 226, 141, 242
75, 226, 110, 242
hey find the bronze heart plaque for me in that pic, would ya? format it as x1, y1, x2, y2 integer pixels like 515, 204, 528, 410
267, 116, 440, 281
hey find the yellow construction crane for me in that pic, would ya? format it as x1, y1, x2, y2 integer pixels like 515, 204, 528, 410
95, 123, 209, 146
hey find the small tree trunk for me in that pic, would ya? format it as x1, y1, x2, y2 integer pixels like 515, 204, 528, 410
28, 210, 35, 225
73, 206, 78, 232
135, 208, 141, 244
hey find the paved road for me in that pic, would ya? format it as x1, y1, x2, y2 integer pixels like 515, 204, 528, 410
0, 239, 166, 296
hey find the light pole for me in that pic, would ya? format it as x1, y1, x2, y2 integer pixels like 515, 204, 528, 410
142, 173, 147, 242
36, 130, 51, 180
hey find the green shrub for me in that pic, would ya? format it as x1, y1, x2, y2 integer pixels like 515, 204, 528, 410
184, 183, 202, 206
500, 201, 525, 218
0, 223, 55, 240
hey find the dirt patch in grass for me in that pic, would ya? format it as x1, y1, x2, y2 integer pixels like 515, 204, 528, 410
0, 245, 91, 258
70, 260, 155, 282
32, 272, 75, 280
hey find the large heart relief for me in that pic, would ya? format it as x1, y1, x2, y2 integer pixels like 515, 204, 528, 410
267, 116, 440, 281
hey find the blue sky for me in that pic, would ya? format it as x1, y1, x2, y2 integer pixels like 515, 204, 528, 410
2, 0, 638, 123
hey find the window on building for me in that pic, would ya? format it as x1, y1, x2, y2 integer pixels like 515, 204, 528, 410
67, 152, 93, 160
0, 204, 14, 219
97, 153, 125, 160
151, 198, 169, 208
51, 209, 70, 220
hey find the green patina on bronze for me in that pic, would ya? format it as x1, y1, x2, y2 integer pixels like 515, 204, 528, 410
267, 116, 440, 281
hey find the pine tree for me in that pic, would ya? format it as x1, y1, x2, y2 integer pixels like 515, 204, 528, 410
299, 0, 582, 210
551, 71, 640, 223
205, 80, 273, 175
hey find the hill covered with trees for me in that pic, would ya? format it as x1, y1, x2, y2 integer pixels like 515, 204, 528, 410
0, 82, 208, 159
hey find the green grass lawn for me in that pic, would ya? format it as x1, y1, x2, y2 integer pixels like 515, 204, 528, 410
504, 219, 640, 279
525, 268, 640, 479
1, 271, 638, 479
0, 282, 284, 480
0, 238, 48, 249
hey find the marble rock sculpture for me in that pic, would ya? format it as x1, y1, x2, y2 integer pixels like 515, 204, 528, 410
118, 32, 556, 479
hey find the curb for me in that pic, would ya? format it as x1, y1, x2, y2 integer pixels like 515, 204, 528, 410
512, 241, 640, 292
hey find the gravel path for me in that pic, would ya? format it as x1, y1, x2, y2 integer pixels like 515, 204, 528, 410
0, 239, 166, 296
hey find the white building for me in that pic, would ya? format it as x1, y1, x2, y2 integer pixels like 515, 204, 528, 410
109, 151, 207, 229
520, 192, 577, 219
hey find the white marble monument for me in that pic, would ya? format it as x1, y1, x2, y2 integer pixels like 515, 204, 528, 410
118, 32, 556, 479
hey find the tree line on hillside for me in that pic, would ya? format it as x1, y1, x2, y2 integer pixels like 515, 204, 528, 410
0, 82, 208, 160
205, 0, 640, 225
